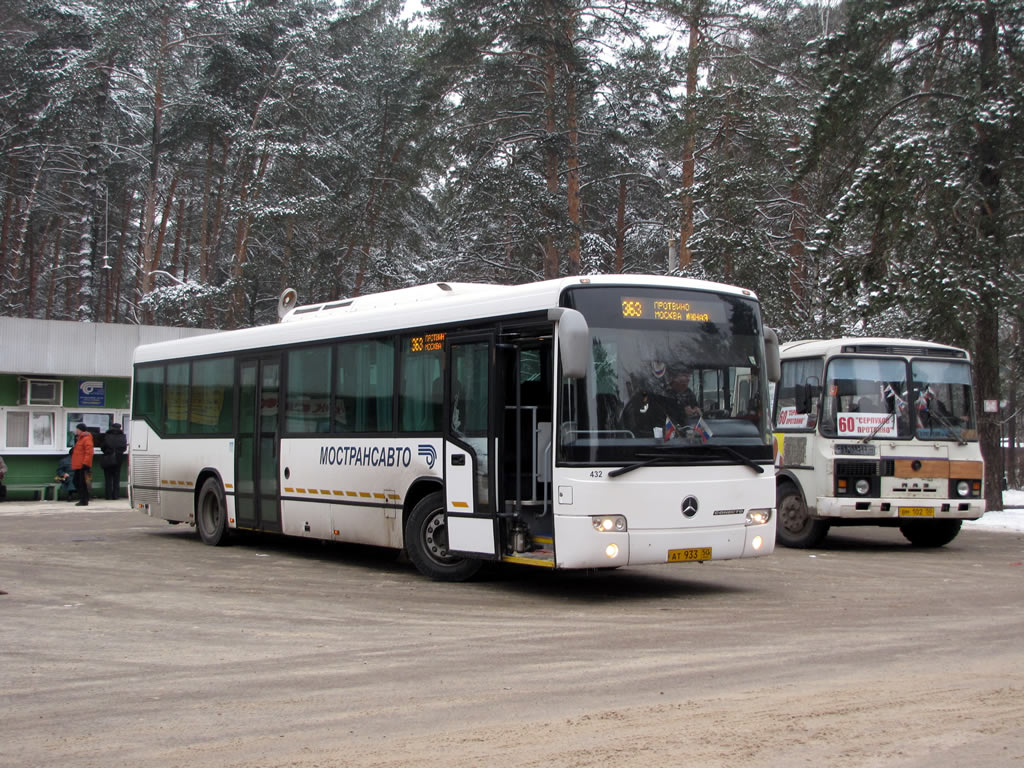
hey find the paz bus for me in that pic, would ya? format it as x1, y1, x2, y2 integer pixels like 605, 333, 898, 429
129, 275, 780, 581
772, 338, 985, 548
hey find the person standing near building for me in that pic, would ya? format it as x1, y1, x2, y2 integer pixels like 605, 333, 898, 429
99, 422, 127, 500
71, 423, 94, 507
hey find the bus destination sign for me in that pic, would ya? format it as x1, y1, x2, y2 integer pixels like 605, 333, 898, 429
621, 297, 716, 323
410, 331, 446, 353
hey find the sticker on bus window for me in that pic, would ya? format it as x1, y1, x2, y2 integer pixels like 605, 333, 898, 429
776, 407, 809, 429
836, 412, 897, 438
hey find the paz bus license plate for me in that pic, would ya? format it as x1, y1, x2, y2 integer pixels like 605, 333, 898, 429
899, 507, 934, 518
668, 547, 712, 562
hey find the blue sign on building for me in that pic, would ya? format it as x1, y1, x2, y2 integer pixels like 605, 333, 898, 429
78, 380, 106, 407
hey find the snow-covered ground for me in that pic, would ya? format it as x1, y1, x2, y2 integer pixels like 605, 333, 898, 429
963, 489, 1024, 533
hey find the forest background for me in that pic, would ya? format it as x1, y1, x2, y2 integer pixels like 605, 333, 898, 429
1, 0, 1021, 506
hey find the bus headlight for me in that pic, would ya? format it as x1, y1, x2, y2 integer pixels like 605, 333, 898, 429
592, 515, 627, 532
605, 543, 620, 559
746, 508, 772, 526
956, 480, 970, 497
855, 479, 871, 496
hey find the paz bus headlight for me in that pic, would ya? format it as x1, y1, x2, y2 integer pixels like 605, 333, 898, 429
956, 480, 971, 497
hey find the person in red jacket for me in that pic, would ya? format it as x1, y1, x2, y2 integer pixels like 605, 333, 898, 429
71, 423, 94, 507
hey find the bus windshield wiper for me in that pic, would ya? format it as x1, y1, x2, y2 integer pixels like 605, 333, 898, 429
700, 444, 765, 474
922, 409, 967, 446
608, 446, 764, 478
861, 413, 896, 444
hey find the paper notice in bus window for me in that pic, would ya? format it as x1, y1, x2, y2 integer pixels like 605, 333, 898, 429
836, 412, 897, 438
776, 407, 809, 429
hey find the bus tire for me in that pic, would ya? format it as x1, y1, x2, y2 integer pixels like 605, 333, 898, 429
776, 484, 829, 548
899, 519, 962, 547
405, 492, 481, 582
196, 477, 229, 546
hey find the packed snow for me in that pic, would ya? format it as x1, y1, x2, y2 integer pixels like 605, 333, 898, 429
964, 489, 1024, 533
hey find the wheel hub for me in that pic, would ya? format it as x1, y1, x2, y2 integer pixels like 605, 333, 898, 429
424, 512, 452, 561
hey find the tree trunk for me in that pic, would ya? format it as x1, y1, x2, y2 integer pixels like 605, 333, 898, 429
75, 58, 113, 323
974, 5, 1003, 511
678, 2, 702, 270
140, 18, 168, 308
542, 0, 560, 280
564, 12, 581, 275
615, 177, 626, 273
0, 156, 16, 288
112, 191, 132, 325
228, 150, 270, 326
788, 137, 807, 300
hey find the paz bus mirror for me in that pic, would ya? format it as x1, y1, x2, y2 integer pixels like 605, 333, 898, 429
764, 327, 781, 383
795, 377, 820, 414
549, 307, 589, 379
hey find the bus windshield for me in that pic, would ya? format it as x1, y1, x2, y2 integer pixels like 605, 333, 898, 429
911, 359, 976, 441
558, 286, 770, 464
820, 357, 976, 441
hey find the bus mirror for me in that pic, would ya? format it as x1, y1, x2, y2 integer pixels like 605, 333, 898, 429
795, 377, 820, 414
764, 327, 781, 384
549, 308, 589, 379
795, 385, 811, 414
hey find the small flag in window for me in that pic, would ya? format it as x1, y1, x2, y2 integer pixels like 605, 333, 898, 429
663, 416, 676, 441
693, 416, 713, 443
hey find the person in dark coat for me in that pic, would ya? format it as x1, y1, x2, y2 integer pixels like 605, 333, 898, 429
100, 422, 128, 500
56, 449, 76, 500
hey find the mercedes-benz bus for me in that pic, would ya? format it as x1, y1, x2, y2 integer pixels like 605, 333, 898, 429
130, 275, 780, 580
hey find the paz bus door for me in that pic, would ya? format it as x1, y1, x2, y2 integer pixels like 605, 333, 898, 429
235, 356, 282, 533
443, 333, 501, 559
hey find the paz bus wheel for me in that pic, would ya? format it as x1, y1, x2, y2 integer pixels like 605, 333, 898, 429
196, 477, 229, 546
899, 519, 962, 547
776, 484, 829, 548
405, 492, 481, 582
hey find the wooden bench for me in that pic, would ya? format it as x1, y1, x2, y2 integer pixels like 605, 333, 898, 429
5, 483, 61, 501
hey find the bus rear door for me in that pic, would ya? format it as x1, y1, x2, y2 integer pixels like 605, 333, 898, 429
235, 356, 282, 533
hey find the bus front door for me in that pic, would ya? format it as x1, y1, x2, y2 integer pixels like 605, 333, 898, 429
235, 356, 282, 533
444, 335, 500, 558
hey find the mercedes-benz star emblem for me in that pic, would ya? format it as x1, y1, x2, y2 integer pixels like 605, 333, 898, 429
681, 496, 699, 518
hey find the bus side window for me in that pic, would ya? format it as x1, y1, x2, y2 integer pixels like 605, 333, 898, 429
776, 359, 822, 430
400, 336, 443, 432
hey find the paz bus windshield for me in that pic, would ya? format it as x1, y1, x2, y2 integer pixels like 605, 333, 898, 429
558, 286, 771, 464
820, 357, 976, 441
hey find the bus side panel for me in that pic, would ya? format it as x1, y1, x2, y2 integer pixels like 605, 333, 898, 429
279, 437, 442, 549
129, 422, 236, 526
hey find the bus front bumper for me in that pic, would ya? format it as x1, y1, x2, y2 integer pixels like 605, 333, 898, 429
815, 496, 985, 521
553, 514, 776, 569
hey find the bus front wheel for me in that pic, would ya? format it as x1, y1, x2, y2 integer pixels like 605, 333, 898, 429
899, 519, 962, 547
196, 478, 229, 546
777, 484, 829, 548
405, 492, 481, 582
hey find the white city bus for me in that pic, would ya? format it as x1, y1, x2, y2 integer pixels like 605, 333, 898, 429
130, 275, 780, 580
773, 338, 985, 548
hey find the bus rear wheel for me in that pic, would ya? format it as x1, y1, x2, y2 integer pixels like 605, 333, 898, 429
196, 477, 228, 546
405, 492, 481, 582
899, 519, 962, 547
776, 484, 829, 548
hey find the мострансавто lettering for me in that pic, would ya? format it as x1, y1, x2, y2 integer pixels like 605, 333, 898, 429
319, 445, 412, 467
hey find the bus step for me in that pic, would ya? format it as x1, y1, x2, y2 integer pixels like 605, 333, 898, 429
502, 549, 555, 567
